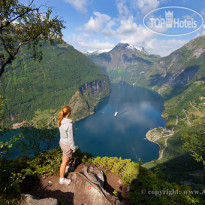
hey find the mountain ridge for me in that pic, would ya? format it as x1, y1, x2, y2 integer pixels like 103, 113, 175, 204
155, 34, 205, 93
84, 43, 147, 56
87, 42, 161, 86
143, 35, 205, 185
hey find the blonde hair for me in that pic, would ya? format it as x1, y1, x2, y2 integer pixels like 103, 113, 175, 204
58, 106, 72, 127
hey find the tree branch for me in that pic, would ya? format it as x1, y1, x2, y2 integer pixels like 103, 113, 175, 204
0, 56, 13, 77
0, 1, 64, 78
0, 7, 40, 30
0, 33, 14, 59
14, 33, 41, 56
0, 33, 41, 78
28, 0, 35, 7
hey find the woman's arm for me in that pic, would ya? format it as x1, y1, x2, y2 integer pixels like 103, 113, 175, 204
66, 123, 76, 151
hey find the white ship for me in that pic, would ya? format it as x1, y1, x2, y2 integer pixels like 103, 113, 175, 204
114, 112, 118, 117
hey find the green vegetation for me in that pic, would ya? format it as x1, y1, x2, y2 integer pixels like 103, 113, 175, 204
107, 61, 162, 88
0, 144, 92, 204
163, 82, 205, 130
145, 91, 205, 185
143, 35, 205, 189
183, 125, 205, 167
128, 166, 201, 205
83, 156, 139, 184
0, 95, 6, 130
1, 143, 202, 204
0, 0, 65, 78
0, 41, 109, 126
113, 190, 118, 197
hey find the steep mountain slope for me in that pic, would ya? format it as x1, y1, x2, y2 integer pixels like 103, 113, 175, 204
157, 35, 205, 128
87, 43, 161, 87
0, 42, 110, 126
144, 35, 205, 183
154, 35, 205, 93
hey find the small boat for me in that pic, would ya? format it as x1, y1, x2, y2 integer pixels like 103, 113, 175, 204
114, 112, 118, 117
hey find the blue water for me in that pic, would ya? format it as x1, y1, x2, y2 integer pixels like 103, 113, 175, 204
0, 83, 166, 163
74, 83, 165, 162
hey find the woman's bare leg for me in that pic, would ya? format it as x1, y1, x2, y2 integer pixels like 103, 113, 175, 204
60, 156, 69, 178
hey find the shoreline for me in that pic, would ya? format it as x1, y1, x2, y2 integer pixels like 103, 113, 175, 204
146, 127, 174, 160
11, 94, 108, 129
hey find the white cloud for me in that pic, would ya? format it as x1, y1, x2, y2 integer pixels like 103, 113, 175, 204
116, 16, 186, 57
67, 0, 190, 58
68, 34, 115, 52
195, 24, 205, 37
203, 24, 205, 35
83, 11, 116, 36
145, 38, 188, 56
117, 18, 187, 56
201, 9, 205, 16
117, 0, 160, 17
82, 32, 90, 37
133, 0, 160, 14
65, 0, 88, 13
117, 16, 155, 45
69, 27, 188, 57
117, 0, 130, 17
74, 12, 188, 57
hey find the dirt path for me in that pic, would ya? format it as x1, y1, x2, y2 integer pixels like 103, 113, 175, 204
183, 109, 191, 126
189, 101, 205, 116
176, 115, 179, 125
158, 138, 168, 161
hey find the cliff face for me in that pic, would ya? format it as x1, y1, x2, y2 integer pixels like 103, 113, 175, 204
79, 80, 106, 96
69, 79, 110, 121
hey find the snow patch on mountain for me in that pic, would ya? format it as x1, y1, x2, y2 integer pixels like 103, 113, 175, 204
85, 48, 112, 55
126, 45, 146, 53
84, 43, 147, 55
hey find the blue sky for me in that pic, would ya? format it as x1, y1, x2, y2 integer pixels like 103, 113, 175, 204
22, 0, 205, 56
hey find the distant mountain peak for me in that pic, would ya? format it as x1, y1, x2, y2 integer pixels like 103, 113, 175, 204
84, 48, 112, 55
115, 43, 129, 48
85, 43, 147, 56
114, 43, 147, 53
126, 45, 146, 53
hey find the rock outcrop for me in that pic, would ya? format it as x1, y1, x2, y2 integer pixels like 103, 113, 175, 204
69, 80, 110, 121
21, 165, 126, 205
21, 194, 58, 205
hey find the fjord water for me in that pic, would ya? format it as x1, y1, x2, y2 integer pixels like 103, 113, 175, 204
1, 83, 165, 162
75, 83, 165, 162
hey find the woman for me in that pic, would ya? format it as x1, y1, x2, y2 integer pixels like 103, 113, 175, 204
58, 106, 76, 185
